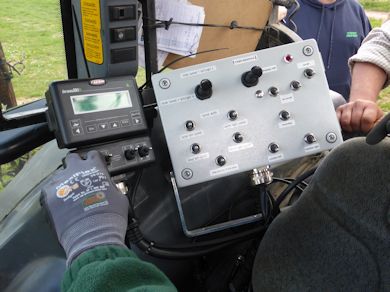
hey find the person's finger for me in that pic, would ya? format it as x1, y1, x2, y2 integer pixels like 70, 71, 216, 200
349, 101, 364, 132
361, 106, 382, 133
338, 104, 353, 132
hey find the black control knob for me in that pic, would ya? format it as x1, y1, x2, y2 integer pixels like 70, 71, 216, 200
268, 143, 279, 153
233, 132, 243, 143
124, 149, 136, 160
195, 79, 213, 100
304, 68, 315, 79
279, 110, 290, 121
290, 80, 301, 90
228, 110, 238, 121
304, 133, 317, 144
185, 120, 195, 131
216, 155, 226, 166
241, 66, 263, 87
138, 146, 150, 157
269, 86, 279, 96
191, 143, 201, 154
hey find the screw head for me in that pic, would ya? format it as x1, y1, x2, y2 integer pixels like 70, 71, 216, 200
181, 168, 193, 180
159, 78, 171, 89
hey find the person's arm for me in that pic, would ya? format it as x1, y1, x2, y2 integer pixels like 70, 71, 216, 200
336, 21, 390, 133
41, 151, 177, 292
337, 62, 385, 133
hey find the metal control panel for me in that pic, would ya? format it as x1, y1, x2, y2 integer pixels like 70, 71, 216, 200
152, 39, 343, 187
46, 76, 147, 149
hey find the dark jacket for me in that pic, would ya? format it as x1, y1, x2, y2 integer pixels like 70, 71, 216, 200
284, 0, 371, 100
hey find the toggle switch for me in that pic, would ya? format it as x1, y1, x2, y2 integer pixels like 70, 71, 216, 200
268, 143, 279, 153
279, 110, 290, 121
269, 86, 279, 96
304, 68, 315, 79
241, 66, 263, 87
233, 132, 243, 143
191, 143, 201, 154
304, 133, 317, 144
216, 155, 226, 166
290, 80, 301, 90
185, 120, 195, 131
228, 110, 238, 121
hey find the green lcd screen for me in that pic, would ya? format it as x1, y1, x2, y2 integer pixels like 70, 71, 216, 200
71, 90, 132, 115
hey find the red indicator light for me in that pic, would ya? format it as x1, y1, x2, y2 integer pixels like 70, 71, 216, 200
284, 54, 294, 63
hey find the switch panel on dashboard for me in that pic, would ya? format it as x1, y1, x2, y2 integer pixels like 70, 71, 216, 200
152, 39, 343, 187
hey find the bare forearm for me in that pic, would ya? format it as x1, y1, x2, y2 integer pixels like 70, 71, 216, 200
349, 62, 387, 103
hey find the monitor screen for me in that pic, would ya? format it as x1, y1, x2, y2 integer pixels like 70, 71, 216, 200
71, 90, 132, 114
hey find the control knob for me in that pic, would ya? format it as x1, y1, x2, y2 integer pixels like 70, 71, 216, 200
124, 149, 136, 160
304, 68, 315, 79
241, 66, 263, 87
195, 79, 213, 100
138, 146, 150, 157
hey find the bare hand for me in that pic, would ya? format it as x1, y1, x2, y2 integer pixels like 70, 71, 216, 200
336, 99, 384, 133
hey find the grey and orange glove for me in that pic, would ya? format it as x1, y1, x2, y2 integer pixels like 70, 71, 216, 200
41, 151, 129, 266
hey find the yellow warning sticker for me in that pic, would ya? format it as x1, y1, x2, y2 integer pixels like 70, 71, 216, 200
81, 0, 103, 64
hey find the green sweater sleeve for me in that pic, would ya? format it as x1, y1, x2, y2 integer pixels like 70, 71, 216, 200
62, 245, 177, 292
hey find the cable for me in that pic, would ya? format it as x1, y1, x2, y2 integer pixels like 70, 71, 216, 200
143, 17, 265, 32
272, 177, 306, 192
285, 0, 300, 33
275, 167, 317, 207
138, 47, 229, 90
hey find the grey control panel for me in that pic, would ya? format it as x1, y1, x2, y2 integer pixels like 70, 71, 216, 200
152, 39, 343, 187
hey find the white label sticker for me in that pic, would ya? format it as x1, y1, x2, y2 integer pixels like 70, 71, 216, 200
228, 143, 254, 153
181, 66, 216, 78
278, 120, 296, 128
268, 153, 285, 163
200, 109, 220, 119
210, 164, 239, 176
297, 60, 315, 69
180, 130, 204, 141
233, 55, 257, 65
280, 93, 295, 104
304, 143, 321, 152
161, 94, 195, 106
223, 119, 249, 130
263, 65, 278, 73
187, 153, 210, 163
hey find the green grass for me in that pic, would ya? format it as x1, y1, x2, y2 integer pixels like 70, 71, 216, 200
0, 0, 146, 101
0, 0, 67, 98
360, 0, 390, 12
369, 18, 384, 28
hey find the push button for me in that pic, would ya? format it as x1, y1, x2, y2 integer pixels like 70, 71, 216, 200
111, 47, 136, 64
109, 5, 136, 21
111, 27, 136, 43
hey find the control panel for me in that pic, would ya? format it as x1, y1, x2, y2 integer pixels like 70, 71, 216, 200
72, 0, 138, 78
75, 136, 154, 176
46, 76, 147, 149
152, 39, 343, 187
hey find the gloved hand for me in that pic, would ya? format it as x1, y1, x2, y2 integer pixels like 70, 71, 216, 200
41, 150, 129, 266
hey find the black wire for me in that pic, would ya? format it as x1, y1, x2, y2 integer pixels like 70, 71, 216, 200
143, 17, 265, 32
138, 47, 229, 90
272, 177, 306, 192
275, 167, 317, 207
